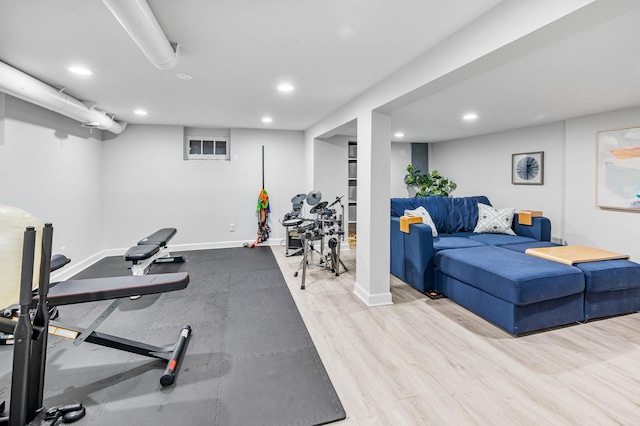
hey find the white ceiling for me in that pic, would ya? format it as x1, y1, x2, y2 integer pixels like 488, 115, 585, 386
1, 1, 638, 143
388, 2, 640, 142
0, 0, 501, 132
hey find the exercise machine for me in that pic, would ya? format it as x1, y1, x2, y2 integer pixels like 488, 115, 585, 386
1, 224, 85, 425
1, 223, 193, 425
124, 228, 186, 275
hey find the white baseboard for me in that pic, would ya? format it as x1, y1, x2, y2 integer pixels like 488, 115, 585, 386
50, 239, 285, 281
353, 282, 393, 307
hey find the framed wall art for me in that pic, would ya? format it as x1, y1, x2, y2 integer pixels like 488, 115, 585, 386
512, 151, 544, 185
597, 126, 640, 211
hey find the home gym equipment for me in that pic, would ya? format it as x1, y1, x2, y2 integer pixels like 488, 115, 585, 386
1, 224, 85, 425
1, 213, 193, 424
245, 146, 271, 248
281, 192, 347, 289
124, 228, 186, 275
0, 253, 70, 344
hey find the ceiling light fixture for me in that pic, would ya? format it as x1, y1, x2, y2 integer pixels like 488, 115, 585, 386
262, 116, 273, 123
68, 66, 94, 76
394, 132, 405, 138
463, 113, 478, 121
101, 0, 178, 70
176, 73, 193, 80
134, 109, 148, 116
277, 83, 295, 92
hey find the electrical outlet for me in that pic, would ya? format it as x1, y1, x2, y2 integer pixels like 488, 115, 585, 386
229, 224, 235, 232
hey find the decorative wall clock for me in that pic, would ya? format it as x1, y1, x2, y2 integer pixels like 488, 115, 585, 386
512, 151, 544, 185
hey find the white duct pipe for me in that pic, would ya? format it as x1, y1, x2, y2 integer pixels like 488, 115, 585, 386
0, 61, 125, 134
102, 0, 177, 70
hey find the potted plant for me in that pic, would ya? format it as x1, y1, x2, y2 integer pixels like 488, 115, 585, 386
404, 165, 457, 197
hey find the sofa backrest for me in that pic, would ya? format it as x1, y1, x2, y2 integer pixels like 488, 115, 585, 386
390, 195, 491, 233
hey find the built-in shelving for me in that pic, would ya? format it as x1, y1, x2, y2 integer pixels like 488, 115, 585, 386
348, 141, 357, 243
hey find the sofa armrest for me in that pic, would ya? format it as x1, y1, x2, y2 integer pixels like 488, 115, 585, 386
402, 223, 436, 292
390, 217, 406, 280
513, 214, 551, 242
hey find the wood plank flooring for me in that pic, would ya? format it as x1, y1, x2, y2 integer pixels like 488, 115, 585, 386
271, 246, 640, 425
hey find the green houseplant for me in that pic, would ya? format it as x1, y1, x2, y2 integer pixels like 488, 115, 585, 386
404, 165, 457, 197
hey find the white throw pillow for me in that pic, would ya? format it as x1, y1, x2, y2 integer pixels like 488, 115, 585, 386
473, 203, 516, 235
404, 206, 438, 237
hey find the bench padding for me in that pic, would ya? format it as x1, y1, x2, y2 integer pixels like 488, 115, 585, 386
41, 272, 189, 306
138, 228, 177, 247
124, 244, 160, 262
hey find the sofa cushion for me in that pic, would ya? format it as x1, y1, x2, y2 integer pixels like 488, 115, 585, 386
433, 236, 486, 252
473, 203, 516, 235
436, 246, 584, 305
500, 241, 560, 253
574, 259, 640, 293
448, 196, 491, 233
468, 233, 537, 246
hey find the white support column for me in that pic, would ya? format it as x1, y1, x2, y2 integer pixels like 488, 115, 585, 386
353, 110, 392, 306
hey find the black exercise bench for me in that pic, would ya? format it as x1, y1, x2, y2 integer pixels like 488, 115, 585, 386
1, 224, 193, 425
124, 228, 186, 275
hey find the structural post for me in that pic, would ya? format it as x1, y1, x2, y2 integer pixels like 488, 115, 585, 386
353, 110, 392, 306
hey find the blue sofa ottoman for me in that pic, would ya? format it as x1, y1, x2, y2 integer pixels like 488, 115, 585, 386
574, 259, 640, 320
435, 246, 585, 335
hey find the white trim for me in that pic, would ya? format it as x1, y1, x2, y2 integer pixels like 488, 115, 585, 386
50, 239, 283, 281
50, 250, 106, 283
353, 282, 393, 307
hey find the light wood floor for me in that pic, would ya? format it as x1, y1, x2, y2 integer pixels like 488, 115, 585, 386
271, 245, 640, 425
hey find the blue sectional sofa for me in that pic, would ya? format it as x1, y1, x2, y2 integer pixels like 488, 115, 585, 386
390, 196, 640, 335
390, 196, 551, 293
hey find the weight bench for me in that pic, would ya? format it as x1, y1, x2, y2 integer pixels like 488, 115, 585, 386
40, 272, 192, 387
1, 224, 193, 425
124, 228, 186, 275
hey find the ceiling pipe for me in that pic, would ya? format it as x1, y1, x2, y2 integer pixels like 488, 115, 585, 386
102, 0, 177, 70
0, 60, 125, 134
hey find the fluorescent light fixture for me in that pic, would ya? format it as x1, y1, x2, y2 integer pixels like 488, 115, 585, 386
134, 109, 148, 116
394, 132, 405, 138
261, 116, 273, 123
277, 83, 295, 92
463, 113, 478, 120
176, 73, 193, 80
68, 66, 94, 76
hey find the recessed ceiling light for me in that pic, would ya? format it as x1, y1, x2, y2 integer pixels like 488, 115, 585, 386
277, 83, 294, 92
463, 113, 478, 120
394, 132, 405, 138
134, 109, 148, 116
262, 116, 273, 123
176, 73, 194, 80
68, 66, 94, 76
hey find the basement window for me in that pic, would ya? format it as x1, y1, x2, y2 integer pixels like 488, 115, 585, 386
186, 137, 229, 160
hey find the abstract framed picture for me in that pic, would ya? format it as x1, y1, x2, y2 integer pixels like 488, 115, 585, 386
512, 151, 544, 185
597, 126, 640, 211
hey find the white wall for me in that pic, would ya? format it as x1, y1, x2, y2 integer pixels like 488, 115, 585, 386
390, 142, 412, 198
564, 106, 640, 261
430, 122, 566, 242
0, 96, 104, 268
101, 125, 305, 251
314, 135, 349, 219
429, 112, 640, 261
